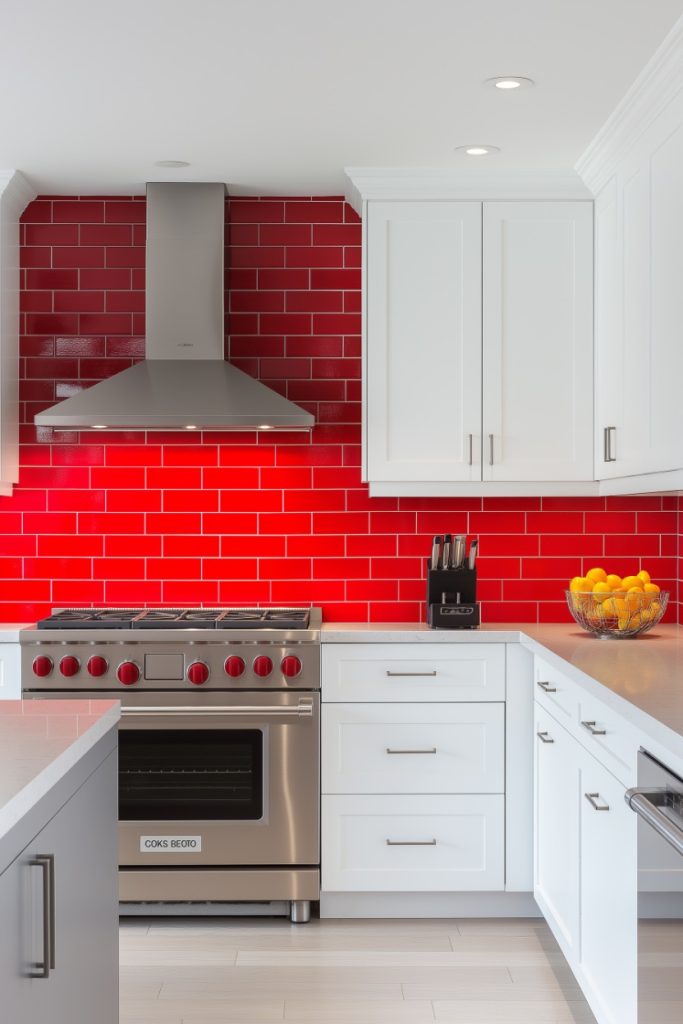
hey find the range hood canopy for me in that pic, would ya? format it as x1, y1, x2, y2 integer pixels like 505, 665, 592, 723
34, 182, 314, 432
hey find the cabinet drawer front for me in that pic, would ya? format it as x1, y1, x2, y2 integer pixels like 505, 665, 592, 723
322, 644, 505, 702
533, 657, 578, 724
322, 795, 504, 892
322, 703, 504, 794
576, 694, 637, 787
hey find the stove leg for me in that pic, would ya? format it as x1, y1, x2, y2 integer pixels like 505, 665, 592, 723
290, 900, 310, 924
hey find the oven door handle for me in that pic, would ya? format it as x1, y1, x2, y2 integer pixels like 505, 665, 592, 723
120, 700, 315, 719
625, 787, 683, 856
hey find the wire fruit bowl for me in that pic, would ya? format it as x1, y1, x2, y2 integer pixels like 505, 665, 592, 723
566, 589, 669, 639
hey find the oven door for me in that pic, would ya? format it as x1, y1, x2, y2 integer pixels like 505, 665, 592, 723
112, 689, 319, 868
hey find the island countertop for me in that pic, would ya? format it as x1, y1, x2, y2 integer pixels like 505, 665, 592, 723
0, 699, 120, 868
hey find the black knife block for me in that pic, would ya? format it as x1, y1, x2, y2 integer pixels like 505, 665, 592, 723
425, 560, 480, 629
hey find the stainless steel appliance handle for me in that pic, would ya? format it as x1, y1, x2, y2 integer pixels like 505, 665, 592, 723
625, 788, 683, 856
121, 701, 314, 719
536, 731, 554, 744
30, 854, 55, 978
385, 671, 437, 678
386, 839, 437, 846
536, 680, 557, 693
581, 720, 607, 736
585, 792, 610, 811
386, 747, 437, 755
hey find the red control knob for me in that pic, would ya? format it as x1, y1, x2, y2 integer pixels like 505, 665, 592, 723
281, 655, 302, 679
87, 655, 108, 678
32, 655, 53, 678
187, 661, 210, 686
59, 655, 80, 677
224, 655, 245, 678
253, 655, 273, 678
117, 661, 140, 686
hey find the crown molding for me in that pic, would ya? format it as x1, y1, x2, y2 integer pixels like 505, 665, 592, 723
0, 170, 36, 216
576, 15, 683, 195
344, 167, 592, 214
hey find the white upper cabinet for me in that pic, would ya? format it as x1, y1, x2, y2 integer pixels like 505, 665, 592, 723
482, 202, 594, 482
353, 174, 596, 495
581, 21, 683, 490
366, 201, 482, 484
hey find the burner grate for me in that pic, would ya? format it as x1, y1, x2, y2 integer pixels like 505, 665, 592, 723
36, 607, 312, 630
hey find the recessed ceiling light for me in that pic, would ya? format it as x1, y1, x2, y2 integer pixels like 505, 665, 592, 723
258, 424, 273, 430
486, 76, 534, 90
455, 145, 501, 156
92, 424, 108, 429
185, 424, 198, 430
154, 160, 191, 168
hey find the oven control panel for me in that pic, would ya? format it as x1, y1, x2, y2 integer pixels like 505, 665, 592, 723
22, 644, 319, 691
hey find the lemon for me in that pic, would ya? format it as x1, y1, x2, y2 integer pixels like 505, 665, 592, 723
601, 597, 619, 619
569, 576, 590, 592
643, 582, 660, 595
586, 567, 607, 584
606, 574, 623, 590
622, 575, 643, 591
637, 570, 651, 585
592, 581, 612, 602
626, 586, 645, 611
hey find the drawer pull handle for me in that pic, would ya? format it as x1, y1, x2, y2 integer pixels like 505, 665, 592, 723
386, 747, 437, 755
585, 792, 610, 812
386, 839, 437, 846
536, 680, 557, 693
537, 731, 554, 744
386, 670, 437, 677
581, 720, 607, 736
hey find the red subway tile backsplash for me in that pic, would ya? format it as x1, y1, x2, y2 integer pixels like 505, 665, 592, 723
1, 194, 677, 624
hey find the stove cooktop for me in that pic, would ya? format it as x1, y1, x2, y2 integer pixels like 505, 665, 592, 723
36, 608, 312, 631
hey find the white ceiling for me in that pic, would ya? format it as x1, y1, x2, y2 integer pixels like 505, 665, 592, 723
2, 0, 682, 195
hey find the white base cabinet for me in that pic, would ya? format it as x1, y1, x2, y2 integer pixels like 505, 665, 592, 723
0, 642, 21, 700
534, 657, 637, 1024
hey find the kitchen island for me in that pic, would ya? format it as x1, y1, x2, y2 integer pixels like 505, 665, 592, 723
0, 699, 119, 1024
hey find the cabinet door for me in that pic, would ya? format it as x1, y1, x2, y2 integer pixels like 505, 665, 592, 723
594, 176, 624, 480
366, 201, 482, 482
534, 704, 580, 962
28, 751, 118, 1024
483, 202, 594, 481
0, 642, 21, 699
579, 749, 637, 1024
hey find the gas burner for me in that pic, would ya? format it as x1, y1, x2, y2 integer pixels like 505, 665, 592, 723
217, 609, 310, 630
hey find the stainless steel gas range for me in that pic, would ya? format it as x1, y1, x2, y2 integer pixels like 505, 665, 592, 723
21, 607, 321, 923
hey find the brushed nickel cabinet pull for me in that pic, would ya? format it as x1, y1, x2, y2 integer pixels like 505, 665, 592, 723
385, 670, 437, 677
468, 433, 473, 466
386, 747, 437, 755
536, 680, 557, 693
489, 433, 494, 466
585, 792, 610, 811
537, 731, 554, 744
604, 426, 617, 462
386, 839, 437, 846
30, 854, 55, 978
581, 720, 607, 736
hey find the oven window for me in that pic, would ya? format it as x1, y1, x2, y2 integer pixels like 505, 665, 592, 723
119, 729, 263, 821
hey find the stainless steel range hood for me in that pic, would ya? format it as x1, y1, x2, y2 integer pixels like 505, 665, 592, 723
34, 183, 314, 431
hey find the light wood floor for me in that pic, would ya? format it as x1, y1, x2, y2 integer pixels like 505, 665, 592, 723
119, 916, 597, 1023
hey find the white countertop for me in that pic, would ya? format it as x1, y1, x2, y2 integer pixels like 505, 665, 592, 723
0, 700, 120, 854
321, 623, 518, 642
0, 624, 30, 641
